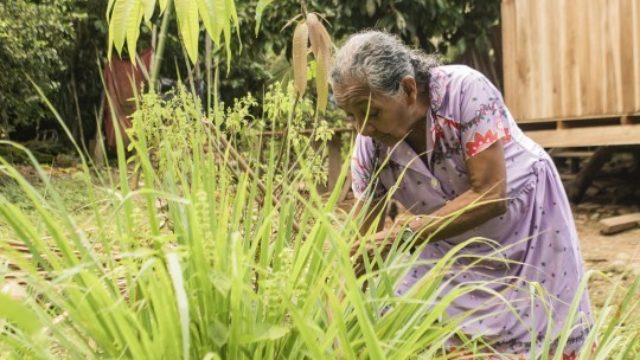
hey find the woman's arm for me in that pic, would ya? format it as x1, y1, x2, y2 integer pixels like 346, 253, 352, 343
406, 140, 507, 245
351, 141, 507, 276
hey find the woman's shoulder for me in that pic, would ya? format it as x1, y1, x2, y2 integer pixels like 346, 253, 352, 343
431, 64, 486, 82
429, 65, 494, 113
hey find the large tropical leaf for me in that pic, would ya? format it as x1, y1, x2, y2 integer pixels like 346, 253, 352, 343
107, 0, 241, 64
174, 0, 199, 62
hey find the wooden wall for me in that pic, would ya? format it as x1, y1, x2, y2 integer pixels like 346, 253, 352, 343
502, 0, 640, 123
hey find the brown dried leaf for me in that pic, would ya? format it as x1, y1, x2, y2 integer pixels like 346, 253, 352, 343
306, 13, 332, 113
292, 21, 309, 97
315, 47, 330, 113
306, 13, 332, 60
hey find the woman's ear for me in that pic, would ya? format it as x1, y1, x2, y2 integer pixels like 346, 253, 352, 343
400, 75, 418, 105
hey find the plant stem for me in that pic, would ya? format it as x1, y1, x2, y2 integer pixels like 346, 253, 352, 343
149, 0, 173, 92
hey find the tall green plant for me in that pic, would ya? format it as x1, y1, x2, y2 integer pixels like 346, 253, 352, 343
107, 0, 239, 65
1, 85, 639, 359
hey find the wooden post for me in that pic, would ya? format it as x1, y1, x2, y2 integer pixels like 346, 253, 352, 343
568, 146, 615, 203
621, 115, 631, 125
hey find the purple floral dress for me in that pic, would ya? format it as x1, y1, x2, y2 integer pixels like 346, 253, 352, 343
351, 65, 592, 356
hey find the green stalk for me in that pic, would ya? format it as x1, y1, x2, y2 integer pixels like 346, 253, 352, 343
149, 0, 173, 92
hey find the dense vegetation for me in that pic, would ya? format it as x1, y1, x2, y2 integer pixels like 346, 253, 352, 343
0, 1, 638, 359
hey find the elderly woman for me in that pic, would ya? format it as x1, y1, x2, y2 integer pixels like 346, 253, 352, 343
331, 31, 592, 358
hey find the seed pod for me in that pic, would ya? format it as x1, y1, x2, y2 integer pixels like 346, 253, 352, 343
292, 21, 309, 97
306, 13, 332, 113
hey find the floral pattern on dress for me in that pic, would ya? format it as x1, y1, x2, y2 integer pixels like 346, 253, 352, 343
465, 129, 500, 157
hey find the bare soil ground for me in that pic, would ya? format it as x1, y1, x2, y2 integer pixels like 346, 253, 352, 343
573, 203, 640, 317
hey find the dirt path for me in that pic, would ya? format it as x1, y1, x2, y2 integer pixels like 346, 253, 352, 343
573, 204, 640, 312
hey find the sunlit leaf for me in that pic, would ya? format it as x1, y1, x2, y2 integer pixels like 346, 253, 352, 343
254, 0, 274, 35
174, 0, 199, 63
126, 0, 145, 63
144, 0, 156, 24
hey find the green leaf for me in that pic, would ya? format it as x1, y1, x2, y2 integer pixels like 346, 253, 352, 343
108, 0, 138, 58
195, 0, 217, 41
144, 0, 156, 24
174, 0, 199, 63
239, 325, 290, 344
126, 0, 145, 62
254, 0, 274, 35
0, 293, 42, 335
167, 252, 191, 360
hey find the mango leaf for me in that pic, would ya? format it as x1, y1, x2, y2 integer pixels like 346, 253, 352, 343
223, 0, 235, 67
109, 0, 139, 59
126, 0, 144, 63
174, 0, 199, 63
254, 0, 274, 35
144, 0, 156, 24
195, 0, 217, 41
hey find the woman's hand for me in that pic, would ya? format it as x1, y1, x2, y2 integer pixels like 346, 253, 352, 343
350, 229, 397, 278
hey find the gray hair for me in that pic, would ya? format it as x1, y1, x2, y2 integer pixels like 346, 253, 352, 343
331, 30, 440, 97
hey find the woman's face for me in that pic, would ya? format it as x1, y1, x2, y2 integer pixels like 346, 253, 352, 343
333, 78, 419, 146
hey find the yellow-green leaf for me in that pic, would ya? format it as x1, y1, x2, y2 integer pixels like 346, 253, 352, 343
212, 0, 226, 45
174, 0, 199, 63
195, 0, 216, 39
126, 0, 145, 63
109, 0, 139, 59
0, 292, 42, 335
254, 0, 274, 35
292, 21, 309, 97
144, 0, 156, 23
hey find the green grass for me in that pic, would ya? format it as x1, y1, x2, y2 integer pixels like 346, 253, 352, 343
0, 88, 638, 359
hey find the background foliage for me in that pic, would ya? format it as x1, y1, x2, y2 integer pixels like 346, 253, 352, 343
0, 0, 108, 143
0, 0, 501, 146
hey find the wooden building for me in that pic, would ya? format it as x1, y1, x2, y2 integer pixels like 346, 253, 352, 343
501, 0, 640, 147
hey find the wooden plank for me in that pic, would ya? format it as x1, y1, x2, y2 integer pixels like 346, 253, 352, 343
559, 173, 577, 182
552, 151, 594, 158
599, 213, 640, 235
529, 0, 544, 120
525, 124, 640, 148
501, 0, 517, 114
502, 0, 640, 122
620, 0, 636, 111
515, 112, 640, 124
588, 0, 605, 116
515, 0, 532, 119
634, 0, 640, 110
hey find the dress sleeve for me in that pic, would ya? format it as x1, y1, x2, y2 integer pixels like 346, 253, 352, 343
351, 135, 387, 200
459, 71, 512, 159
